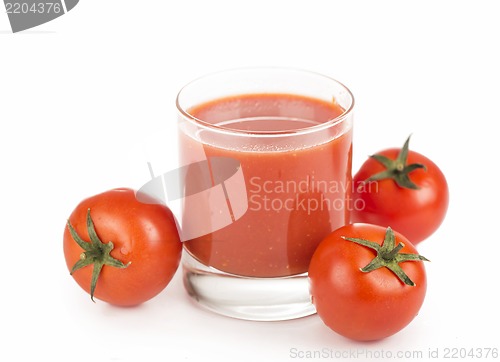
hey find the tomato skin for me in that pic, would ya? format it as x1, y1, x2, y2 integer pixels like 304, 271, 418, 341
63, 188, 182, 306
309, 223, 427, 341
352, 148, 448, 244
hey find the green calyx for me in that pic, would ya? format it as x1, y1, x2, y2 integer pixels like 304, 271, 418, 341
67, 209, 131, 302
342, 227, 429, 286
365, 135, 426, 189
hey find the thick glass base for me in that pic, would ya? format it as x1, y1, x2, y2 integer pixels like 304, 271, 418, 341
182, 251, 316, 321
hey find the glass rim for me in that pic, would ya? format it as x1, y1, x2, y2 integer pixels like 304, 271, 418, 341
176, 66, 355, 138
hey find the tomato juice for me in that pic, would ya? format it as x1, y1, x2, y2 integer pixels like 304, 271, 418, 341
179, 93, 352, 278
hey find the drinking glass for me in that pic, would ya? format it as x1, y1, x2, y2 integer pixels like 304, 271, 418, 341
176, 67, 354, 321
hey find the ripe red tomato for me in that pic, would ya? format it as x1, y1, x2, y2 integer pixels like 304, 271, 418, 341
63, 188, 182, 306
351, 136, 448, 244
309, 223, 428, 341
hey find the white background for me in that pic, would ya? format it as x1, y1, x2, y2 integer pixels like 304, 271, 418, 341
1, 1, 499, 361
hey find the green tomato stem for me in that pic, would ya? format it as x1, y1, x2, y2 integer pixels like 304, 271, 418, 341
67, 208, 131, 302
365, 135, 427, 190
342, 227, 429, 286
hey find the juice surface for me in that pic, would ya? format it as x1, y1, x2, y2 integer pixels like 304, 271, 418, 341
179, 93, 352, 277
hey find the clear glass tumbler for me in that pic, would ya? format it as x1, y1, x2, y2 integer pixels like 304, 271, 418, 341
176, 67, 354, 321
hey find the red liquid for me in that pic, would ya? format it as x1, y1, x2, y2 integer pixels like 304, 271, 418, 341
180, 94, 352, 277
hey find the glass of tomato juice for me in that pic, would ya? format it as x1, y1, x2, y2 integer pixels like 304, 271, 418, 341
176, 67, 354, 321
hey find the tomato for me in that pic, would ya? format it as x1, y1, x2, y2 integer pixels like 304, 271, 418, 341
351, 136, 448, 244
309, 223, 428, 341
63, 188, 182, 306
